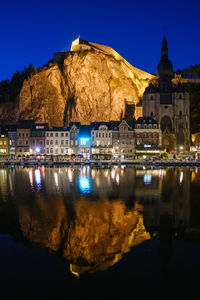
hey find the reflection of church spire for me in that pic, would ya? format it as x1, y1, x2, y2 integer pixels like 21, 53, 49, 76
158, 214, 173, 294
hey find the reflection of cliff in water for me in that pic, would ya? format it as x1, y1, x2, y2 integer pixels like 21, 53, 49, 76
1, 166, 200, 277
17, 195, 150, 276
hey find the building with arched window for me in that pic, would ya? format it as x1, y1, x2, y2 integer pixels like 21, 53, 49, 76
142, 36, 190, 152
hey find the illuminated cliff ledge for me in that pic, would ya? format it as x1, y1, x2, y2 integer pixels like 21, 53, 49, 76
69, 214, 151, 277
71, 37, 156, 82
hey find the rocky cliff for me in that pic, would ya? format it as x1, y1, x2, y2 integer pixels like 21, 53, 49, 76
0, 40, 155, 125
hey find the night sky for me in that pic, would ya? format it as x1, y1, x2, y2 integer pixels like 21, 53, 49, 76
0, 0, 200, 80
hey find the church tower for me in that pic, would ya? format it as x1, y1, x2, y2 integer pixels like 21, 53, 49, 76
142, 36, 190, 152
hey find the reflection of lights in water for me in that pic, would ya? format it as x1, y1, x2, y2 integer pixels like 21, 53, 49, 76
104, 170, 108, 177
111, 170, 115, 180
116, 173, 120, 185
143, 174, 152, 184
78, 176, 91, 194
91, 169, 96, 178
159, 169, 166, 178
29, 169, 34, 187
82, 166, 86, 175
34, 169, 41, 188
54, 172, 59, 187
121, 165, 125, 169
41, 166, 45, 179
143, 166, 146, 170
68, 169, 73, 183
179, 171, 183, 184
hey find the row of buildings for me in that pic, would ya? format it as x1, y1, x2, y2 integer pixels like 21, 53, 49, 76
0, 118, 162, 159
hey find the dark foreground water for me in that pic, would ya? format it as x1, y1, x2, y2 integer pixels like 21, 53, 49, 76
0, 165, 200, 299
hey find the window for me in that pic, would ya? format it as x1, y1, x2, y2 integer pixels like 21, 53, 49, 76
50, 133, 53, 137
61, 133, 64, 137
61, 148, 64, 154
55, 133, 58, 137
75, 140, 78, 145
65, 148, 68, 153
96, 133, 98, 138
50, 148, 53, 153
39, 140, 43, 146
55, 148, 58, 154
46, 140, 49, 145
65, 140, 68, 145
32, 140, 36, 146
153, 124, 157, 129
150, 112, 153, 117
102, 133, 104, 138
50, 140, 53, 145
65, 132, 68, 137
179, 111, 182, 116
61, 140, 64, 145
25, 140, 29, 145
71, 140, 74, 146
46, 133, 49, 137
179, 94, 182, 99
46, 148, 49, 153
99, 133, 101, 138
55, 140, 58, 145
150, 95, 154, 100
26, 133, 29, 137
18, 133, 21, 137
0, 141, 2, 145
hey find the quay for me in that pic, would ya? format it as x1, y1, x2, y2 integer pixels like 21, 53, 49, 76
0, 159, 200, 167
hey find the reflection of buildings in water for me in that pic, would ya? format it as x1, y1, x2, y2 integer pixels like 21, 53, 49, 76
136, 168, 191, 231
17, 194, 150, 276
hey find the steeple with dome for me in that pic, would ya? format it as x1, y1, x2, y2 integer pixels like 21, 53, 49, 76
157, 36, 174, 91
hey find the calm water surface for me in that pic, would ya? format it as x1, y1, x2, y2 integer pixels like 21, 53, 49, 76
0, 165, 200, 299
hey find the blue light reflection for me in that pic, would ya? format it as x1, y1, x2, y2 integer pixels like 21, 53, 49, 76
78, 176, 91, 194
143, 174, 152, 184
34, 169, 42, 190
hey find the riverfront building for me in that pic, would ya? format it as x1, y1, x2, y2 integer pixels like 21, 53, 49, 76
45, 126, 71, 156
30, 123, 48, 156
134, 117, 162, 151
90, 122, 112, 159
0, 133, 8, 157
0, 118, 164, 159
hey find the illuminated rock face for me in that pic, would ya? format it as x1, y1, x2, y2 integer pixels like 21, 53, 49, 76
0, 45, 154, 125
18, 196, 150, 275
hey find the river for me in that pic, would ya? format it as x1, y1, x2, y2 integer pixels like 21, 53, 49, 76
0, 165, 200, 299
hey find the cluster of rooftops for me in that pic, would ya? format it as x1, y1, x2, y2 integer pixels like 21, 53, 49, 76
0, 117, 159, 136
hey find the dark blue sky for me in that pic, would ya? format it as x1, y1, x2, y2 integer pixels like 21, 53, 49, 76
0, 0, 200, 80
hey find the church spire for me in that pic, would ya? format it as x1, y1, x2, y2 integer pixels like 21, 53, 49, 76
161, 36, 168, 58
